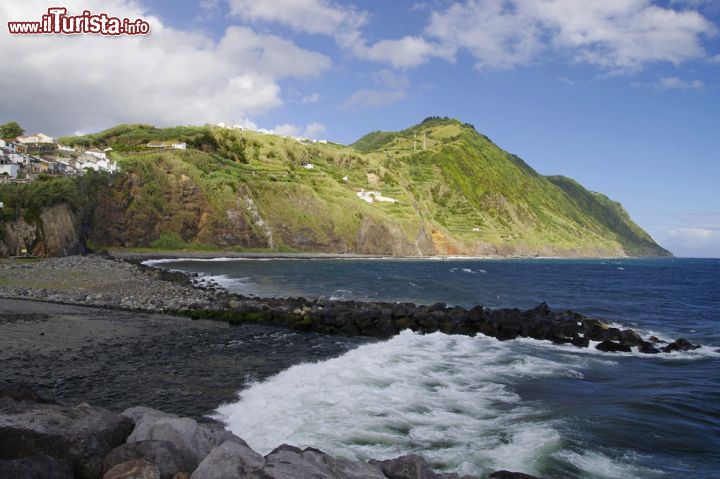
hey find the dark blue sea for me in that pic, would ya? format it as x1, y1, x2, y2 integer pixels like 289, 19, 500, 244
147, 257, 720, 479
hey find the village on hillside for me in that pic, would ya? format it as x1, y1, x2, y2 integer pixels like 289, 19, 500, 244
0, 126, 120, 183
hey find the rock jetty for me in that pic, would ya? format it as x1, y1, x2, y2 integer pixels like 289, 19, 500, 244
0, 255, 702, 354
0, 384, 539, 479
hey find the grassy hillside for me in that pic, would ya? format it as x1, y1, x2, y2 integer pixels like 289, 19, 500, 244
32, 118, 669, 257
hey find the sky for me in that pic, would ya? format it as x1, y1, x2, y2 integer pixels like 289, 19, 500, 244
1, 0, 719, 257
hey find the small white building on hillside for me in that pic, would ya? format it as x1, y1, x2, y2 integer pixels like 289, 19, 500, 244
16, 133, 55, 144
0, 163, 19, 179
356, 189, 398, 204
84, 149, 107, 161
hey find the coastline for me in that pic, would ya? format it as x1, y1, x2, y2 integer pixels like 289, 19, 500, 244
110, 249, 673, 266
0, 254, 699, 352
1, 254, 714, 478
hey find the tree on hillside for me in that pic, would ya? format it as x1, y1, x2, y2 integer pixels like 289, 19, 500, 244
0, 121, 24, 140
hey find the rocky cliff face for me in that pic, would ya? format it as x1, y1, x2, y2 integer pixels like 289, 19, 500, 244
1, 119, 671, 258
0, 204, 85, 257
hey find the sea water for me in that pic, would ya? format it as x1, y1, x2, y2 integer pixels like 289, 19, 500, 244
147, 258, 720, 478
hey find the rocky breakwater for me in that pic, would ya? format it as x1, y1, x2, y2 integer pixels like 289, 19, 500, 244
205, 296, 702, 354
0, 254, 702, 354
0, 384, 539, 479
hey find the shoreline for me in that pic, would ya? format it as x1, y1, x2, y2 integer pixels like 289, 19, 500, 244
106, 248, 675, 263
0, 254, 701, 355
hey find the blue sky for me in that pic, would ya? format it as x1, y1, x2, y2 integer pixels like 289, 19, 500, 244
1, 0, 719, 256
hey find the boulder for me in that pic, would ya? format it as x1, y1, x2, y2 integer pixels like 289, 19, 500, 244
661, 338, 701, 353
0, 398, 134, 479
189, 441, 265, 479
488, 471, 540, 479
103, 459, 160, 479
264, 445, 386, 479
125, 408, 246, 466
638, 341, 660, 354
103, 440, 193, 479
595, 340, 631, 353
370, 454, 443, 479
0, 455, 74, 479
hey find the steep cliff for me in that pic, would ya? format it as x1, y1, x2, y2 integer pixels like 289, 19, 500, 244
0, 118, 670, 257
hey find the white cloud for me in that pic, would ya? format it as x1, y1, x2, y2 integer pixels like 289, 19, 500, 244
350, 35, 452, 68
267, 122, 326, 139
663, 227, 720, 257
632, 76, 705, 90
657, 76, 704, 90
343, 89, 406, 110
0, 0, 330, 134
227, 0, 367, 35
228, 0, 449, 68
426, 0, 717, 71
303, 122, 326, 138
372, 69, 410, 89
301, 93, 321, 104
709, 54, 720, 63
427, 0, 544, 70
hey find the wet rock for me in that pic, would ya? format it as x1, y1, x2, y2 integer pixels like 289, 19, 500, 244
126, 410, 246, 467
371, 453, 446, 479
571, 335, 590, 348
661, 338, 701, 353
189, 441, 265, 479
264, 444, 386, 479
103, 440, 193, 479
638, 341, 661, 354
0, 455, 74, 479
619, 329, 644, 347
0, 398, 134, 479
488, 471, 540, 479
596, 340, 632, 353
103, 459, 160, 479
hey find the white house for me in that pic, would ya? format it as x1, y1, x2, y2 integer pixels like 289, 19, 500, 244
302, 163, 314, 169
16, 133, 55, 144
0, 163, 20, 179
58, 144, 76, 152
356, 189, 398, 204
7, 153, 29, 165
84, 149, 107, 161
172, 142, 187, 150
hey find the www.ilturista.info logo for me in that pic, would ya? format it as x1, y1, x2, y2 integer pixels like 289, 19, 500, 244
7, 7, 150, 35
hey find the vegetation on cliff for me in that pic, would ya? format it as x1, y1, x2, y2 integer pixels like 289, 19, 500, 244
1, 118, 670, 257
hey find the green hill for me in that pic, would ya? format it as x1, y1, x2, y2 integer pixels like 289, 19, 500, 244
0, 118, 670, 257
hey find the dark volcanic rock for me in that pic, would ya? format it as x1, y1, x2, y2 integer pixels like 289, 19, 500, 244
189, 441, 265, 479
0, 397, 134, 479
596, 340, 632, 353
103, 440, 193, 479
104, 459, 160, 479
0, 455, 74, 479
638, 341, 661, 354
488, 471, 541, 479
263, 444, 387, 479
661, 338, 701, 353
370, 453, 473, 479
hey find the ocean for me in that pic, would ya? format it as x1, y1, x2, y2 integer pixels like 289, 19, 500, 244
146, 257, 720, 479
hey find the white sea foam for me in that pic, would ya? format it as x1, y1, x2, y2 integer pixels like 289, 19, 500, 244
554, 450, 665, 479
215, 331, 611, 476
193, 273, 252, 292
449, 267, 487, 274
